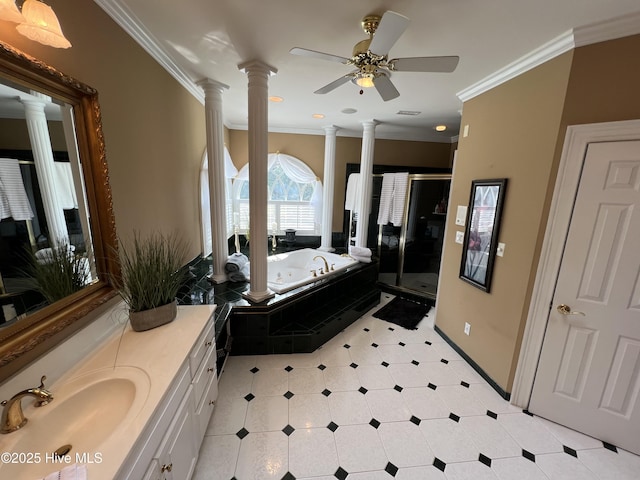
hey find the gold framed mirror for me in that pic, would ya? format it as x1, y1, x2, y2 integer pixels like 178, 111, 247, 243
0, 40, 118, 380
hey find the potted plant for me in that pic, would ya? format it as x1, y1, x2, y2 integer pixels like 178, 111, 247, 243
24, 241, 91, 305
114, 231, 189, 332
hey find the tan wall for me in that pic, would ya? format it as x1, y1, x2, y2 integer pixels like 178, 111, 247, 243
561, 34, 640, 128
435, 53, 573, 392
228, 130, 452, 231
437, 33, 640, 395
0, 0, 206, 258
0, 120, 67, 151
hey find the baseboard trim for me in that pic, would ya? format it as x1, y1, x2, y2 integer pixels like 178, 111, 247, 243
434, 325, 511, 401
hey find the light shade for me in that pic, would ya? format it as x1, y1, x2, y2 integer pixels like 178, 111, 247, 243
355, 74, 375, 89
16, 0, 71, 49
0, 0, 24, 23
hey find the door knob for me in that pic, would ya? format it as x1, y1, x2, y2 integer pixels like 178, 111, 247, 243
556, 304, 585, 316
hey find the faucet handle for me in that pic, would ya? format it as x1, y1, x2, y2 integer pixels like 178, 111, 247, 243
35, 376, 53, 407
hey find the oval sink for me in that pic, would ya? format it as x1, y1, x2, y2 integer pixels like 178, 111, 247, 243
0, 366, 150, 479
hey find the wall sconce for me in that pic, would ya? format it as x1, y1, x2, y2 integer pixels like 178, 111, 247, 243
0, 0, 71, 49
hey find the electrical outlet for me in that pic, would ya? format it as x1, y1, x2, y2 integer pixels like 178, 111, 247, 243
464, 322, 471, 335
496, 242, 506, 257
455, 231, 464, 244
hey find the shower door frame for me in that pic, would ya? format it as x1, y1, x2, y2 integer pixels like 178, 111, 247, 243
376, 173, 452, 299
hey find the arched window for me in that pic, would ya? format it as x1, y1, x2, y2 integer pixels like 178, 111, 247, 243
233, 153, 322, 235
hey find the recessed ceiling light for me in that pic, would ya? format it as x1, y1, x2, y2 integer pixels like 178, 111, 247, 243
397, 110, 421, 116
269, 96, 284, 102
341, 108, 357, 114
312, 113, 325, 119
435, 125, 447, 132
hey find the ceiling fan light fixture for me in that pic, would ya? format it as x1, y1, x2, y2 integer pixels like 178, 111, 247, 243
354, 73, 375, 88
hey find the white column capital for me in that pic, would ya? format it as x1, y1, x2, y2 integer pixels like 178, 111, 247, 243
323, 125, 340, 135
19, 96, 48, 113
238, 60, 278, 76
361, 119, 379, 130
197, 78, 230, 95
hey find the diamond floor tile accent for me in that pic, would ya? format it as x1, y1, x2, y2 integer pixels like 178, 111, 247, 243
194, 293, 640, 480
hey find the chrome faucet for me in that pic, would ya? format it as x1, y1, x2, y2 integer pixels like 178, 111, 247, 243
1, 376, 54, 434
313, 255, 330, 274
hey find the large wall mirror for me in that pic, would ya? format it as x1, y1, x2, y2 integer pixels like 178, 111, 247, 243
0, 40, 118, 380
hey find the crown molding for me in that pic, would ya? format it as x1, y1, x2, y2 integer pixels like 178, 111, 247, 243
573, 11, 640, 47
457, 12, 640, 103
94, 0, 204, 105
457, 30, 575, 103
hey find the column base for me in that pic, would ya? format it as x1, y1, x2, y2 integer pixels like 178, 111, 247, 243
242, 289, 275, 303
207, 273, 228, 284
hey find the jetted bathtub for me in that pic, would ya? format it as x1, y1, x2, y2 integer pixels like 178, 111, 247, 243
253, 248, 359, 294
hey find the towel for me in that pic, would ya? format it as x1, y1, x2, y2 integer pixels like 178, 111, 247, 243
376, 172, 395, 226
351, 255, 372, 264
344, 173, 361, 212
42, 463, 87, 480
228, 262, 249, 282
391, 172, 409, 226
224, 252, 248, 273
349, 246, 372, 257
53, 161, 78, 209
0, 158, 34, 221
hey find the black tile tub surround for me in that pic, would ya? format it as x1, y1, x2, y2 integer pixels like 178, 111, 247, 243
230, 261, 380, 355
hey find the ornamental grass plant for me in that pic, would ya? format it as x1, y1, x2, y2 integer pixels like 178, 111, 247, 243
115, 231, 189, 313
25, 242, 91, 305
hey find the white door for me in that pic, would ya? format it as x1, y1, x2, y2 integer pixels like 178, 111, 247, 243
529, 140, 640, 454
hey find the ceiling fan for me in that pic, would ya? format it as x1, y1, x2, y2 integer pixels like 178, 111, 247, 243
290, 11, 459, 102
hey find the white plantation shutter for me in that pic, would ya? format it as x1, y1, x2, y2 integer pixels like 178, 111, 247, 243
232, 153, 322, 235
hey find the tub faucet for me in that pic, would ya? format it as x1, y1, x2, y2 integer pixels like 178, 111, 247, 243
1, 376, 53, 434
313, 255, 330, 274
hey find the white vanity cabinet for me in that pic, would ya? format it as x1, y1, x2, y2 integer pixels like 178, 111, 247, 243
119, 307, 219, 480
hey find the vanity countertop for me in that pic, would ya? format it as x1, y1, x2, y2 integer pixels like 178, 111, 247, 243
0, 304, 216, 480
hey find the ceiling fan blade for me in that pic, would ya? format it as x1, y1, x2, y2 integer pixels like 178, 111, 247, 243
374, 74, 400, 102
314, 75, 353, 94
290, 47, 350, 64
368, 11, 409, 56
391, 56, 460, 73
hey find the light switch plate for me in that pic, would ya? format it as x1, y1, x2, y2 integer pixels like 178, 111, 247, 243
497, 242, 506, 257
455, 206, 467, 226
455, 231, 464, 244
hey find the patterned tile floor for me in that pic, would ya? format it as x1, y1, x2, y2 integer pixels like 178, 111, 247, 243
193, 293, 640, 480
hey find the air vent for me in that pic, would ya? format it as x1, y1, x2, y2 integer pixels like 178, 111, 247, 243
396, 110, 421, 116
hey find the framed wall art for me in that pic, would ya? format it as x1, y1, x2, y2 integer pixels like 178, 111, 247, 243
459, 178, 508, 292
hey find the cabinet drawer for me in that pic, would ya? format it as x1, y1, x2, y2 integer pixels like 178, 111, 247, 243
194, 363, 218, 443
193, 340, 217, 407
189, 317, 216, 378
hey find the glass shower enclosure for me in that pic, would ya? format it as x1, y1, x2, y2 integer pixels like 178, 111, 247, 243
374, 174, 452, 300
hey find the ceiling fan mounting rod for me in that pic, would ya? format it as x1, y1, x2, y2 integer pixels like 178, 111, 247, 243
361, 14, 381, 36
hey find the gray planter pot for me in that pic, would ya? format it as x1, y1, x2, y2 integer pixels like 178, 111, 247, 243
129, 300, 177, 332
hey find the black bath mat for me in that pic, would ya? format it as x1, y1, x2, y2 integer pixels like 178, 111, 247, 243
372, 297, 431, 330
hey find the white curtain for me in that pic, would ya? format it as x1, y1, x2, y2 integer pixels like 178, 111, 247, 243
231, 152, 323, 231
200, 146, 237, 257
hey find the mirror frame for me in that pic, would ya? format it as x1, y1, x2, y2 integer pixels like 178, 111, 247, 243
0, 41, 119, 378
459, 178, 507, 293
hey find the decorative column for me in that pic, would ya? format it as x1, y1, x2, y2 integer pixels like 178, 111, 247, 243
197, 78, 230, 284
355, 120, 377, 248
21, 93, 68, 247
318, 125, 339, 252
238, 60, 277, 303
